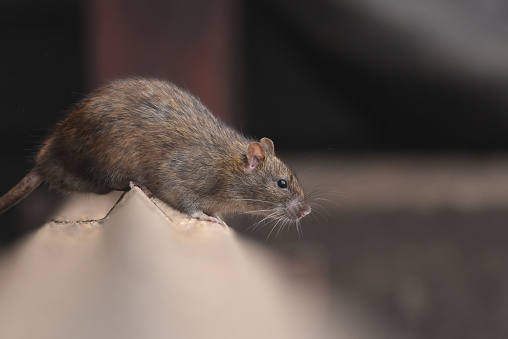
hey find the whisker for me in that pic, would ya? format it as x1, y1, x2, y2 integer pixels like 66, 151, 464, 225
275, 217, 291, 239
266, 218, 283, 242
310, 197, 343, 209
228, 209, 272, 219
241, 208, 278, 215
265, 215, 290, 242
245, 211, 279, 233
306, 183, 328, 196
309, 213, 319, 223
311, 207, 329, 222
305, 171, 349, 192
313, 193, 352, 201
251, 218, 275, 233
253, 211, 286, 233
245, 215, 267, 231
231, 198, 279, 206
308, 190, 352, 200
307, 202, 330, 220
311, 202, 341, 213
296, 219, 304, 239
285, 218, 294, 236
310, 202, 332, 216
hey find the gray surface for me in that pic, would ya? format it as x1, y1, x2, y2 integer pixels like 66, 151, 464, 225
235, 154, 508, 339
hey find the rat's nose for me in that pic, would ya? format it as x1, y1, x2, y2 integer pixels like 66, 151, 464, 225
299, 205, 311, 218
287, 200, 311, 219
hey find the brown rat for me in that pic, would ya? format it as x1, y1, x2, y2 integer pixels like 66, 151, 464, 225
0, 77, 311, 226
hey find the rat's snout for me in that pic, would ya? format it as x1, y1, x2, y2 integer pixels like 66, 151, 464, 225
287, 199, 311, 219
300, 204, 311, 218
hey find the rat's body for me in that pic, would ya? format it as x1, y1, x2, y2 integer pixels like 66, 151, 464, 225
0, 78, 310, 225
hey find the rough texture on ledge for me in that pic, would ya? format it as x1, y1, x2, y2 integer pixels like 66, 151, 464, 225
0, 187, 358, 339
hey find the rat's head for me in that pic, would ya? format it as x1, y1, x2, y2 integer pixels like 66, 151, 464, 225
228, 137, 311, 221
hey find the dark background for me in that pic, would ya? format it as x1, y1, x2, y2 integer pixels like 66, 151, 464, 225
3, 1, 508, 157
2, 1, 508, 338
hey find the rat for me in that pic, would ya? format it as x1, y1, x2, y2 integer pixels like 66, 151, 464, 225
0, 77, 311, 227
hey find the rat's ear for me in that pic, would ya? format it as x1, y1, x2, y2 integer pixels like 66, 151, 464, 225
260, 137, 274, 155
246, 142, 265, 172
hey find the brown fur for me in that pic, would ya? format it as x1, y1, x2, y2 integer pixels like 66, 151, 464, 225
1, 78, 310, 221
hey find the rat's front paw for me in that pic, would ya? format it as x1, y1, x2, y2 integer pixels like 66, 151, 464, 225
190, 211, 228, 229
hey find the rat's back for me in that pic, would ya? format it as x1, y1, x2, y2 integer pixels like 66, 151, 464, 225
35, 78, 244, 195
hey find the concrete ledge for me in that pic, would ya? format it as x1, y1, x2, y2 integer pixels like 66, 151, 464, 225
0, 188, 343, 339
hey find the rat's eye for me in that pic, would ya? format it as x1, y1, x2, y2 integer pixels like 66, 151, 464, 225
277, 179, 288, 189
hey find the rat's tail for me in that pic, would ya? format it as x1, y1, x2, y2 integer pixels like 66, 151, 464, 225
0, 169, 43, 214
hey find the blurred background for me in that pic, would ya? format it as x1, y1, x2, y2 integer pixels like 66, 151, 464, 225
1, 0, 508, 338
